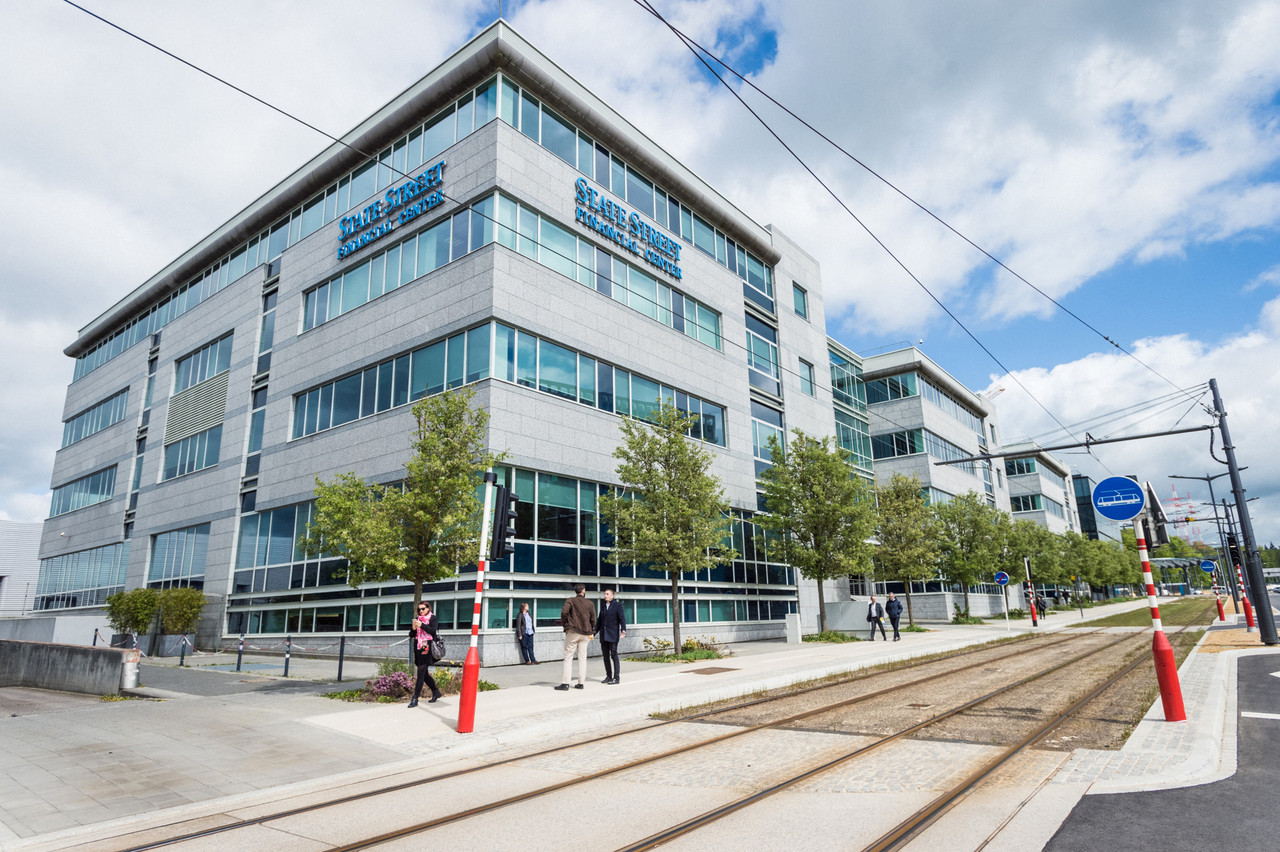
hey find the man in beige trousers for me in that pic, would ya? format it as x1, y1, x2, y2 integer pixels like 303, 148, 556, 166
556, 584, 596, 690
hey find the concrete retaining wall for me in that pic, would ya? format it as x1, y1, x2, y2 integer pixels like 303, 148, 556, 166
0, 615, 113, 645
0, 639, 128, 695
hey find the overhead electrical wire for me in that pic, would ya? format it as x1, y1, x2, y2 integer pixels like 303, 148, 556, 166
627, 0, 1212, 417
631, 0, 1087, 450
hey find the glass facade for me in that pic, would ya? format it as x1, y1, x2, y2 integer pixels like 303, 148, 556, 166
225, 465, 797, 635
34, 542, 129, 610
292, 321, 726, 447
148, 524, 211, 589
50, 466, 116, 517
174, 334, 234, 393
62, 388, 129, 447
161, 426, 222, 480
1006, 457, 1038, 476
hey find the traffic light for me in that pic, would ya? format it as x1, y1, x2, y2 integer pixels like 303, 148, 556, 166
489, 485, 519, 561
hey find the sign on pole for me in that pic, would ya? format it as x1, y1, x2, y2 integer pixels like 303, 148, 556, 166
994, 571, 1009, 586
995, 572, 1010, 633
1092, 476, 1146, 522
1200, 559, 1216, 574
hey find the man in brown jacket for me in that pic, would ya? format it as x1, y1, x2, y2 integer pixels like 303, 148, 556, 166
556, 584, 596, 690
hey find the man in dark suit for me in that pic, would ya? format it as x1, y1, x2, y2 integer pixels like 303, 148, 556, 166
867, 594, 887, 641
595, 588, 627, 684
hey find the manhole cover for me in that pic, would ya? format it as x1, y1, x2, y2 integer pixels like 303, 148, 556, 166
684, 666, 740, 675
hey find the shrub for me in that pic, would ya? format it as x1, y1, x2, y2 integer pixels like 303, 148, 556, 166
804, 630, 859, 643
104, 588, 161, 636
367, 672, 413, 700
951, 603, 984, 625
376, 657, 414, 677
158, 587, 207, 634
643, 637, 674, 654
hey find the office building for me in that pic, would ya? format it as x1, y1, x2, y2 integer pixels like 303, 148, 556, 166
34, 23, 844, 660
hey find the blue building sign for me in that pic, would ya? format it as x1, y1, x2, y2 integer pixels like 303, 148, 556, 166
1091, 476, 1146, 522
574, 178, 683, 280
338, 161, 447, 259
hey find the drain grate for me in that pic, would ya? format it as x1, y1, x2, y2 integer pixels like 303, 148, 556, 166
906, 703, 932, 708
684, 666, 740, 675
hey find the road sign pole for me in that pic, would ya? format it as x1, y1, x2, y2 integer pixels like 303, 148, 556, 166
457, 471, 498, 734
1024, 557, 1038, 628
1135, 527, 1186, 722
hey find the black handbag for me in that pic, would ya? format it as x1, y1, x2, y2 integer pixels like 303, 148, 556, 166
427, 636, 446, 663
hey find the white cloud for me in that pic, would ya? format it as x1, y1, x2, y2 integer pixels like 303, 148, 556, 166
986, 316, 1280, 544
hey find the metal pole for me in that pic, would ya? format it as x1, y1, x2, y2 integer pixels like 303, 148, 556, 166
1024, 556, 1037, 627
1210, 378, 1276, 644
337, 636, 346, 683
1221, 498, 1243, 608
236, 634, 244, 672
283, 635, 292, 677
92, 629, 99, 647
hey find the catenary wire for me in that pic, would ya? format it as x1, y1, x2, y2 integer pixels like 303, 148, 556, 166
626, 0, 1209, 415
633, 0, 1087, 448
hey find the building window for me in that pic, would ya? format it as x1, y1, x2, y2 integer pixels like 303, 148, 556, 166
866, 372, 918, 404
1006, 457, 1038, 476
62, 388, 129, 447
148, 524, 211, 589
792, 283, 808, 319
745, 314, 780, 395
799, 359, 815, 395
751, 401, 785, 478
174, 335, 234, 393
1011, 494, 1042, 512
162, 426, 222, 480
50, 466, 117, 517
34, 542, 130, 610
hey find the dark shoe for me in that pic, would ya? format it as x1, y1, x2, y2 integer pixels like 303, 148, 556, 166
574, 683, 585, 689
407, 698, 418, 708
555, 683, 570, 691
607, 678, 619, 685
601, 677, 613, 683
429, 691, 442, 703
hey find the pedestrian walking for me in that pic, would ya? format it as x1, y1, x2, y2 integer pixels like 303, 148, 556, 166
867, 594, 887, 640
885, 592, 903, 641
515, 601, 537, 664
595, 588, 626, 684
407, 601, 442, 707
556, 584, 595, 690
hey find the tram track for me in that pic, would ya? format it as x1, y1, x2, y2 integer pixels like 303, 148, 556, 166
107, 629, 1101, 851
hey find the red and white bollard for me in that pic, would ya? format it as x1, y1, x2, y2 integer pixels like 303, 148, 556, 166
457, 474, 498, 734
1237, 564, 1255, 631
1137, 530, 1186, 722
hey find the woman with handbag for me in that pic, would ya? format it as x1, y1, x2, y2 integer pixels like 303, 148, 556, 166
408, 601, 443, 707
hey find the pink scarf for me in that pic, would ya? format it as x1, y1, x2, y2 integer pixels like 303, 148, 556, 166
415, 615, 434, 651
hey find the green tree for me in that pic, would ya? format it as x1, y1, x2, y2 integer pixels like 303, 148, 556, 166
158, 587, 208, 635
104, 587, 160, 638
300, 387, 503, 609
1001, 519, 1062, 599
756, 430, 877, 634
598, 402, 736, 650
934, 492, 1004, 614
874, 474, 939, 627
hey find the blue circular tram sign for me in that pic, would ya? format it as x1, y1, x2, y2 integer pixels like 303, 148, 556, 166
1091, 476, 1146, 522
994, 571, 1010, 586
1200, 560, 1216, 574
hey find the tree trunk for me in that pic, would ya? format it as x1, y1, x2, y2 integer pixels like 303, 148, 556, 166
817, 578, 828, 634
962, 584, 971, 617
669, 571, 682, 652
904, 585, 916, 627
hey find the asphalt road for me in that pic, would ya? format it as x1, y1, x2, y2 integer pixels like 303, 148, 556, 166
1045, 652, 1280, 852
138, 663, 348, 696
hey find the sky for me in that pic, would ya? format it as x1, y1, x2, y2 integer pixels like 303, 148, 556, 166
3, 0, 1279, 547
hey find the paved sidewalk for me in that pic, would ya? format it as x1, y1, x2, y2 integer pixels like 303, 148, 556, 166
0, 596, 1235, 850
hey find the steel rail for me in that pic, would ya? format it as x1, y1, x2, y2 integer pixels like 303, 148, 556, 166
330, 631, 1127, 851
118, 629, 1094, 851
615, 630, 1141, 852
863, 623, 1197, 852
